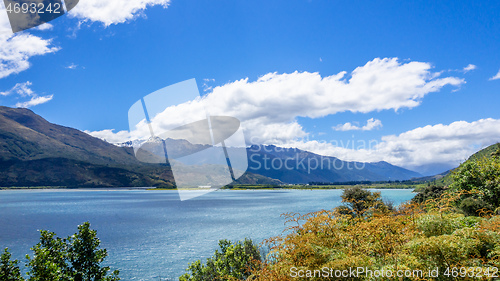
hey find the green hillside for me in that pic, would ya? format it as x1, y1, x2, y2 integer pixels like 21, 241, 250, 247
434, 143, 500, 186
0, 107, 279, 188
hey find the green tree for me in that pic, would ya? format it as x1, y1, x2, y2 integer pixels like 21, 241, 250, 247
411, 185, 447, 204
26, 231, 71, 281
180, 239, 261, 281
450, 156, 500, 215
68, 222, 120, 281
336, 186, 390, 217
1, 248, 24, 281
26, 222, 119, 281
492, 144, 500, 158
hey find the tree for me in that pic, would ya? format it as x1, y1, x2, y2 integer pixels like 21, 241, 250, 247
450, 156, 500, 215
68, 222, 120, 281
1, 248, 24, 281
26, 231, 71, 281
180, 239, 261, 281
411, 185, 447, 204
26, 222, 119, 281
336, 186, 391, 217
492, 144, 500, 158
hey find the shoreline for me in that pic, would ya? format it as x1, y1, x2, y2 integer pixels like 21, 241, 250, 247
0, 185, 418, 191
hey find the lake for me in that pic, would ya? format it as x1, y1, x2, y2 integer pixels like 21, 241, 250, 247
0, 189, 415, 280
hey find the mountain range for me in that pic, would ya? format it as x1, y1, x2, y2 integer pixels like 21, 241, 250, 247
0, 106, 422, 187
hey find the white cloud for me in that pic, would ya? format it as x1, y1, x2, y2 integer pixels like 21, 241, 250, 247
85, 129, 132, 143
69, 0, 171, 26
489, 69, 500, 81
15, 95, 53, 108
0, 3, 60, 79
334, 118, 382, 131
286, 118, 500, 173
197, 57, 463, 144
0, 81, 34, 96
66, 63, 78, 69
1, 81, 53, 108
202, 78, 215, 92
35, 23, 54, 31
92, 57, 464, 147
462, 64, 477, 73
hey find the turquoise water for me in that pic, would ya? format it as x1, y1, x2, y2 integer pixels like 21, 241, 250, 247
0, 189, 415, 280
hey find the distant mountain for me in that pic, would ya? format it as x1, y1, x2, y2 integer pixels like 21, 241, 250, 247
0, 106, 176, 187
245, 145, 422, 184
0, 107, 277, 187
117, 140, 422, 183
0, 106, 422, 187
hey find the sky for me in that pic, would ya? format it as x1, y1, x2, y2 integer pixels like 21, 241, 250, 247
0, 0, 500, 176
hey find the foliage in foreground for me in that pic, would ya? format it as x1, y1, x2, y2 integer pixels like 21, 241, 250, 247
180, 239, 261, 281
250, 201, 500, 280
449, 154, 500, 216
180, 150, 500, 280
247, 153, 500, 280
1, 249, 24, 281
1, 222, 119, 281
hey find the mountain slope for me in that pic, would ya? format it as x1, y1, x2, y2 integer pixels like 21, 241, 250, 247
433, 143, 500, 186
0, 106, 140, 165
0, 107, 278, 187
246, 145, 421, 184
0, 107, 174, 187
1, 106, 422, 187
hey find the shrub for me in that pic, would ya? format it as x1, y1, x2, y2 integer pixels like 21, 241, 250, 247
411, 185, 447, 204
180, 239, 261, 281
450, 156, 500, 215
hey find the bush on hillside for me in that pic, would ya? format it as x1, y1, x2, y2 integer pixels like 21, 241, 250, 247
450, 156, 500, 215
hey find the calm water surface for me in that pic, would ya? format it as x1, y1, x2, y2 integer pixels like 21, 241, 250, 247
0, 189, 415, 280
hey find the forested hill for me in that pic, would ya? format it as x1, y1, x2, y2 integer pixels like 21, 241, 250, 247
0, 107, 277, 187
433, 142, 500, 186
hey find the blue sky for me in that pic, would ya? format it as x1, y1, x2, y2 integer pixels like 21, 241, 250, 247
1, 0, 500, 175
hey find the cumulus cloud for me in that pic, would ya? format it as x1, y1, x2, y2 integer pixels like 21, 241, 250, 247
462, 64, 477, 73
91, 57, 464, 147
286, 118, 500, 174
198, 57, 463, 144
1, 81, 53, 108
35, 23, 54, 31
0, 3, 60, 79
69, 0, 171, 26
334, 118, 382, 131
490, 69, 500, 81
85, 129, 132, 143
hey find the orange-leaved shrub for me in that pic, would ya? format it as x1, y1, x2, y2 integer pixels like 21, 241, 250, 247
249, 189, 500, 281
